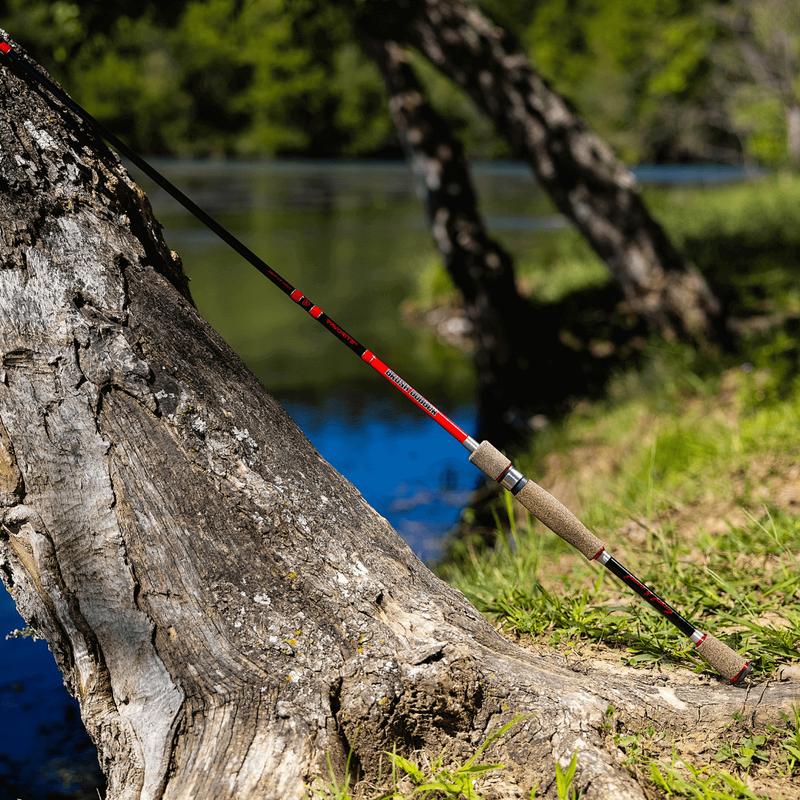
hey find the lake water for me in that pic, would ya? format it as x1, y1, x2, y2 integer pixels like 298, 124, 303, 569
0, 160, 751, 796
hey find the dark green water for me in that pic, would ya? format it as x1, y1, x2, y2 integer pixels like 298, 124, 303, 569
156, 161, 473, 398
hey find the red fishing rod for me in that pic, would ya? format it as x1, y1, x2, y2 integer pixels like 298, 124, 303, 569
0, 39, 751, 684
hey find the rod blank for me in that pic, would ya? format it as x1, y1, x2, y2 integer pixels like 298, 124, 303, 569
468, 440, 752, 684
0, 39, 752, 685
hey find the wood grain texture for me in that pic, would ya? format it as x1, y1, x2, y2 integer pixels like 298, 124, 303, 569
0, 41, 797, 800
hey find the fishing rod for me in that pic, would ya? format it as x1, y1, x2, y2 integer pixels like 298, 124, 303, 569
0, 39, 751, 684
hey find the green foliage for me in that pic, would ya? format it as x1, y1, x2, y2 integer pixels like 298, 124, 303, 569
411, 173, 800, 314
648, 760, 765, 799
386, 748, 502, 799
1, 0, 393, 156
384, 717, 519, 800
780, 707, 800, 774
329, 43, 393, 155
714, 735, 769, 771
2, 0, 796, 163
231, 0, 330, 154
729, 90, 788, 167
517, 0, 800, 165
1, 0, 86, 66
652, 174, 800, 317
406, 53, 505, 159
311, 718, 525, 799
68, 14, 191, 154
613, 714, 800, 796
714, 0, 800, 167
522, 0, 728, 163
554, 753, 581, 800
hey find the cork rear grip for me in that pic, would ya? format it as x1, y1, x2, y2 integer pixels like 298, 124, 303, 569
514, 480, 604, 560
696, 634, 751, 684
469, 440, 604, 560
469, 441, 751, 684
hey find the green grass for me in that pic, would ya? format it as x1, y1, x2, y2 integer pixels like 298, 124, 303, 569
311, 708, 800, 798
658, 173, 800, 316
441, 331, 800, 677
554, 753, 581, 800
409, 172, 800, 316
648, 760, 765, 799
310, 718, 536, 800
609, 705, 800, 799
409, 231, 607, 310
644, 710, 800, 799
401, 174, 800, 796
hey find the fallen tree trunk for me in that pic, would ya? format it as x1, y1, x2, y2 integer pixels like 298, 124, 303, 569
0, 48, 796, 800
349, 0, 724, 343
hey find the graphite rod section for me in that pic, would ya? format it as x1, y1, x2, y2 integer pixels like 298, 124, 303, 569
598, 552, 696, 638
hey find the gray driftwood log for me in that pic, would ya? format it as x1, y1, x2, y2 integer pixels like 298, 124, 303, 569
0, 50, 797, 800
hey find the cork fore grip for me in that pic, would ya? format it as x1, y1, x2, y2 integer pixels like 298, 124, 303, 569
468, 440, 513, 481
696, 634, 751, 684
469, 441, 604, 560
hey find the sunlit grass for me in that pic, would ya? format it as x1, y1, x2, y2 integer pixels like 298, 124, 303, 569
637, 709, 800, 800
408, 231, 606, 310
441, 333, 800, 678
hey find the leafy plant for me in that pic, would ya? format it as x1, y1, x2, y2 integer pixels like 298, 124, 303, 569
554, 752, 580, 800
649, 760, 765, 799
714, 735, 769, 771
386, 717, 521, 799
779, 706, 800, 775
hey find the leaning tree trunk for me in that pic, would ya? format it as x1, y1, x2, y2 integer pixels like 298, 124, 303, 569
366, 38, 528, 444
1, 48, 797, 800
349, 0, 724, 343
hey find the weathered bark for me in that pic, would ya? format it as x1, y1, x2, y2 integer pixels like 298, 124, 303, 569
366, 38, 526, 443
1, 49, 798, 800
350, 0, 724, 343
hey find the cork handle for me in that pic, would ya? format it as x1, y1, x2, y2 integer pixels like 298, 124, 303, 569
468, 440, 752, 684
696, 634, 752, 684
514, 480, 604, 560
468, 440, 604, 560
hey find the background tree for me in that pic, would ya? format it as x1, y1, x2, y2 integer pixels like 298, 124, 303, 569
347, 0, 724, 344
365, 37, 529, 443
0, 0, 795, 166
713, 0, 800, 168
